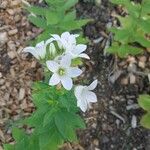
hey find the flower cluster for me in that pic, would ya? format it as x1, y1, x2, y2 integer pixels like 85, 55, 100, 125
23, 32, 97, 112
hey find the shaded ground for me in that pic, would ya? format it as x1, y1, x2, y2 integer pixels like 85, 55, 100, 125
0, 0, 150, 150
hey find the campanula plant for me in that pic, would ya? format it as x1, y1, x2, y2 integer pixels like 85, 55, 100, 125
4, 32, 98, 150
107, 0, 150, 58
25, 0, 91, 45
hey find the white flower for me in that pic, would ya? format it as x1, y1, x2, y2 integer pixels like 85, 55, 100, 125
51, 32, 79, 50
75, 80, 98, 112
46, 55, 82, 90
49, 43, 56, 57
23, 41, 46, 60
66, 44, 90, 59
51, 32, 89, 59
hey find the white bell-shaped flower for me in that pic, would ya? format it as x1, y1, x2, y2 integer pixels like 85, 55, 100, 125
75, 80, 98, 112
46, 55, 82, 90
23, 41, 46, 60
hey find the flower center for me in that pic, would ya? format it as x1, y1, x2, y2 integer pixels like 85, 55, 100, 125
58, 68, 66, 76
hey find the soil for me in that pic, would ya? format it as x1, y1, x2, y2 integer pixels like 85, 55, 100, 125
0, 0, 150, 150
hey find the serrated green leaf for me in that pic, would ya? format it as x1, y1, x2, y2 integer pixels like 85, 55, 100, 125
43, 108, 55, 126
54, 111, 77, 141
138, 94, 150, 111
12, 128, 27, 143
139, 19, 150, 33
26, 6, 46, 16
62, 0, 78, 11
3, 144, 15, 150
28, 15, 47, 29
46, 11, 60, 25
141, 113, 150, 129
135, 36, 150, 48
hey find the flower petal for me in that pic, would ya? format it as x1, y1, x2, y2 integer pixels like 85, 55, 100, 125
68, 67, 82, 78
23, 47, 39, 59
72, 44, 87, 55
78, 53, 90, 59
49, 73, 60, 85
36, 41, 46, 59
61, 32, 70, 40
45, 38, 55, 46
87, 80, 98, 90
75, 86, 88, 112
60, 55, 71, 67
51, 34, 61, 41
85, 91, 97, 103
49, 43, 56, 56
60, 76, 73, 90
77, 98, 88, 112
46, 61, 59, 73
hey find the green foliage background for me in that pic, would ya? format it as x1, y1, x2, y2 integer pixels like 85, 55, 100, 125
107, 0, 150, 58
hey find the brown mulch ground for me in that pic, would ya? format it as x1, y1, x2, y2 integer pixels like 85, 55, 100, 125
0, 0, 150, 150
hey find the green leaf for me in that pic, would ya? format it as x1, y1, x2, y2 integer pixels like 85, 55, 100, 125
139, 19, 150, 33
3, 144, 15, 150
12, 128, 27, 142
46, 11, 60, 25
62, 0, 78, 11
54, 110, 77, 141
28, 15, 47, 29
39, 124, 63, 150
135, 36, 150, 48
141, 113, 150, 129
26, 6, 46, 16
138, 94, 150, 111
43, 108, 55, 126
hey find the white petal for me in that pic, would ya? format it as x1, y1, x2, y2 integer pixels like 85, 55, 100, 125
49, 43, 56, 56
74, 86, 84, 101
85, 91, 97, 103
51, 34, 61, 41
36, 41, 46, 59
77, 98, 88, 112
75, 86, 88, 112
60, 76, 73, 90
46, 61, 59, 73
60, 55, 71, 67
49, 73, 60, 85
23, 47, 39, 59
74, 34, 79, 38
61, 32, 70, 40
45, 38, 55, 46
87, 80, 98, 90
73, 44, 87, 55
68, 67, 82, 78
78, 53, 90, 59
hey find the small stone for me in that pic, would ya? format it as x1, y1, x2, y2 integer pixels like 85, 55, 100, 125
131, 115, 137, 128
7, 9, 15, 15
0, 1, 8, 9
8, 51, 16, 59
139, 56, 147, 62
121, 77, 128, 85
14, 15, 21, 22
0, 32, 8, 46
0, 72, 2, 78
102, 135, 109, 143
138, 61, 145, 69
0, 79, 5, 85
8, 29, 18, 36
11, 0, 21, 6
127, 56, 136, 63
95, 0, 101, 6
93, 139, 99, 146
129, 74, 136, 84
7, 41, 16, 50
19, 88, 25, 100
